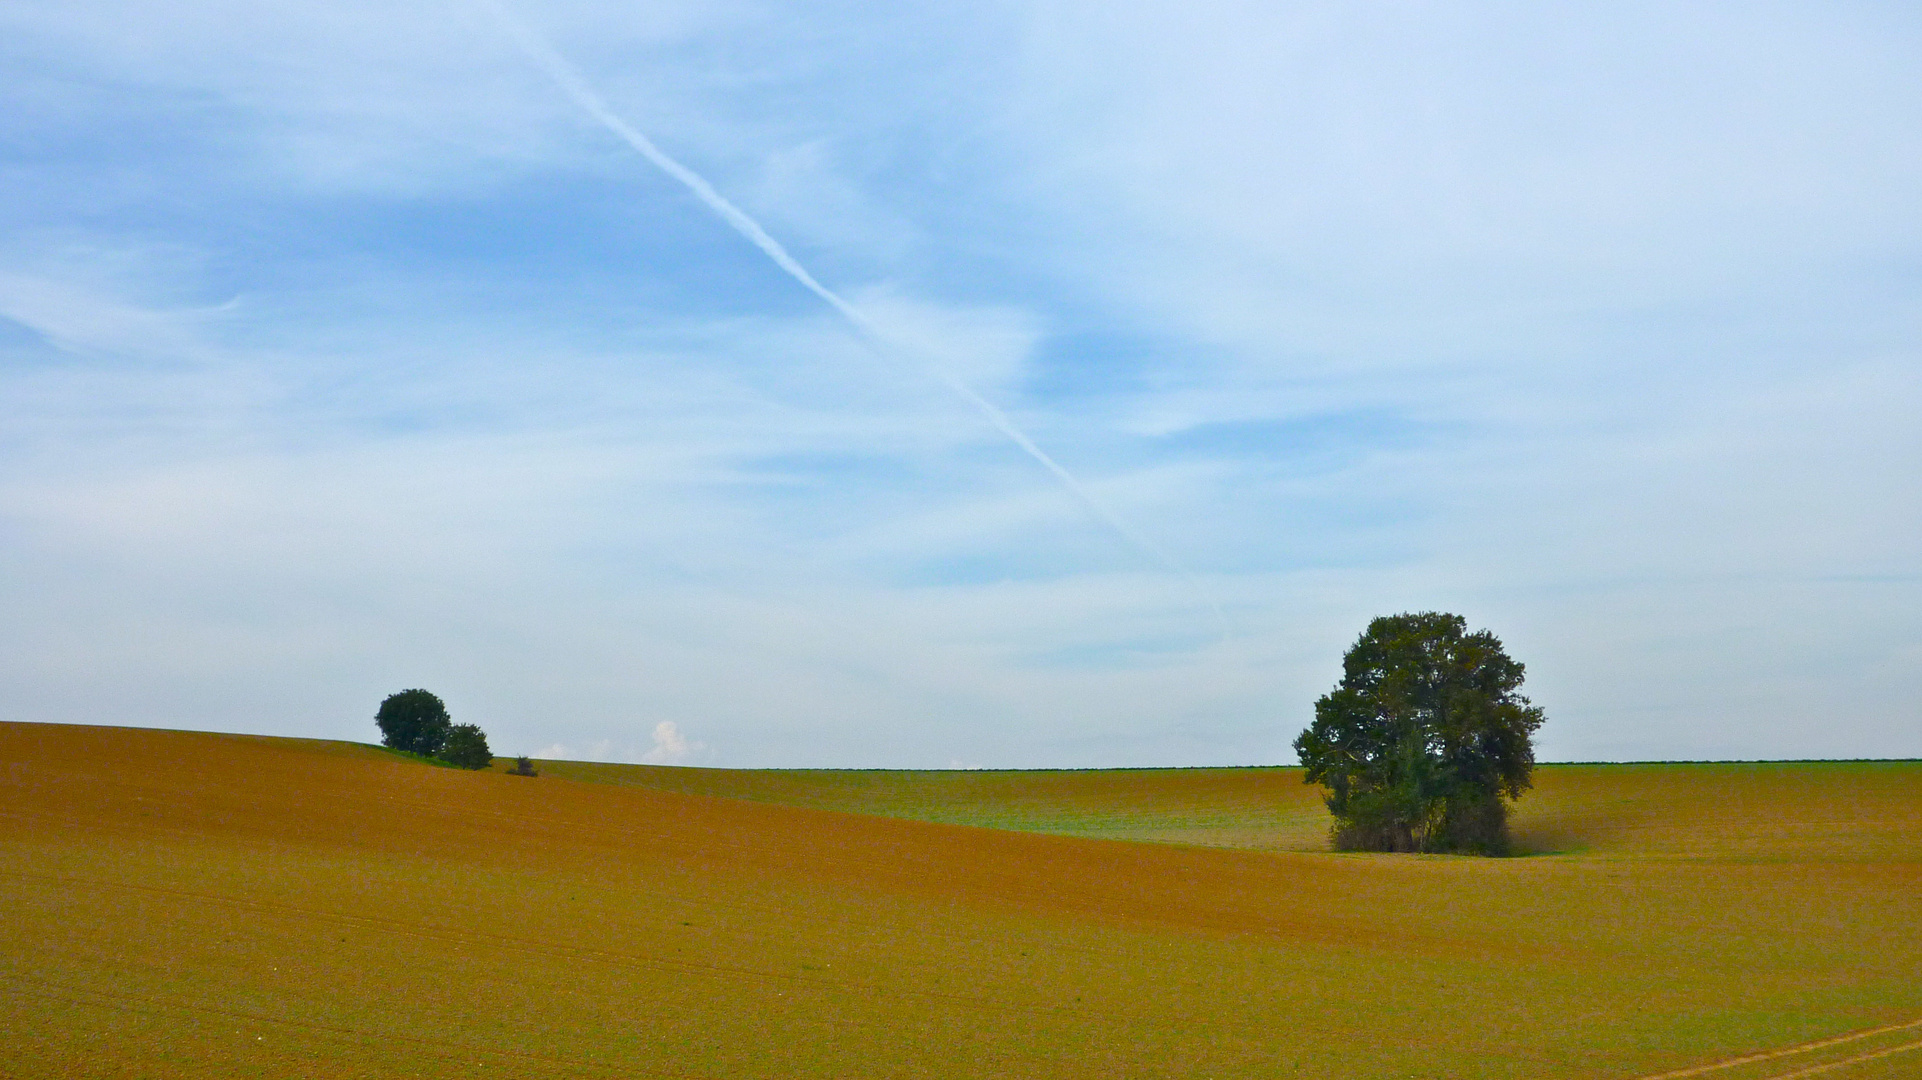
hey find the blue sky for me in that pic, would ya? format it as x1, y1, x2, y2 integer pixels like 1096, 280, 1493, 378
2, 0, 1917, 766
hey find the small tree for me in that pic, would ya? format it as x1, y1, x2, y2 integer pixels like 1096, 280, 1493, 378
439, 723, 493, 770
375, 689, 452, 757
1293, 612, 1544, 855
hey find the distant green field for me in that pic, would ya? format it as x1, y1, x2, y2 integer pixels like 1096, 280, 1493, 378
533, 760, 1334, 849
534, 757, 1922, 860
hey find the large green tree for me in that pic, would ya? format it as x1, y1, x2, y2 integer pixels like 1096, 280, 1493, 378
374, 688, 452, 757
1293, 612, 1544, 854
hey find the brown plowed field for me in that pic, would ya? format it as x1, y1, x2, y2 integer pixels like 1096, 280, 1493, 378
3, 723, 1919, 1078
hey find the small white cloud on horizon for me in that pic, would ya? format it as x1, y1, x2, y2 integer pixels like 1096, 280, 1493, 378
640, 720, 703, 766
534, 735, 692, 764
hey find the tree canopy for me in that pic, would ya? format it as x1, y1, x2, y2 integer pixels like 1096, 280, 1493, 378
374, 689, 452, 757
439, 723, 493, 770
1292, 612, 1544, 854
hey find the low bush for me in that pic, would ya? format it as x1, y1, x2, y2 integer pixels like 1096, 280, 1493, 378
439, 723, 493, 770
1329, 793, 1510, 854
1436, 794, 1511, 856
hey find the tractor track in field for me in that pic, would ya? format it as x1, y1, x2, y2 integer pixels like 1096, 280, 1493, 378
1756, 1038, 1922, 1078
1632, 1017, 1922, 1079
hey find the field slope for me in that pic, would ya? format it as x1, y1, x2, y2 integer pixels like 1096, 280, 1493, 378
3, 722, 1919, 1079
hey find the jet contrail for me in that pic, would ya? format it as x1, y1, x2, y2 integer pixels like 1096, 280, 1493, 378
484, 1, 1224, 632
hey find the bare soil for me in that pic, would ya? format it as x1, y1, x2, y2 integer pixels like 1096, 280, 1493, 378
3, 722, 1918, 1078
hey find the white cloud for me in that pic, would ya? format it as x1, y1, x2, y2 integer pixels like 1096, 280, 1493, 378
639, 721, 703, 766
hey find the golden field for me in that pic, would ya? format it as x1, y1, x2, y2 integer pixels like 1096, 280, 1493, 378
3, 722, 1918, 1078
